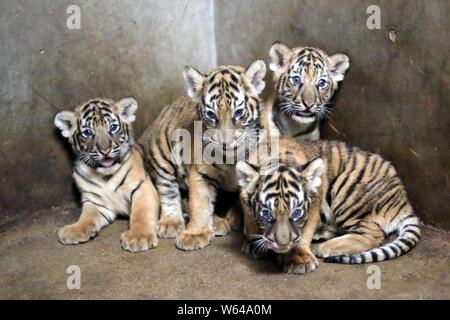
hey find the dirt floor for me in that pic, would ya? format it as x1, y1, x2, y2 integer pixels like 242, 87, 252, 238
1, 203, 449, 299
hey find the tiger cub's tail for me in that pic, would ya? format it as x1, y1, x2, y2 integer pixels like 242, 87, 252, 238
323, 215, 421, 264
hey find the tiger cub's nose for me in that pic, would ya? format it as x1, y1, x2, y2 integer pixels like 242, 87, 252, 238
99, 148, 111, 155
97, 144, 112, 155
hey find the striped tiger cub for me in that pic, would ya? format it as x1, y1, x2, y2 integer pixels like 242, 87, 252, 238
140, 61, 266, 250
265, 42, 350, 140
54, 97, 159, 252
237, 137, 420, 274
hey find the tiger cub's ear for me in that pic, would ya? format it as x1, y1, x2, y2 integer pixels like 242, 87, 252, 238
116, 97, 138, 123
269, 41, 293, 73
299, 158, 324, 193
183, 66, 205, 99
328, 53, 350, 82
236, 161, 260, 194
54, 110, 77, 138
244, 60, 266, 94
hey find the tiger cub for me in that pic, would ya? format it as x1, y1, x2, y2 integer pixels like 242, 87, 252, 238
237, 137, 420, 274
265, 42, 350, 140
140, 61, 266, 250
54, 97, 159, 252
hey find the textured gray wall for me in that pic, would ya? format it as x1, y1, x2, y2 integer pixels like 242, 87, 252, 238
0, 0, 216, 221
1, 0, 449, 230
215, 0, 450, 229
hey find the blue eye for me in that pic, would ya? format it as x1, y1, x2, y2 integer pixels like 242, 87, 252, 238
260, 209, 274, 223
82, 129, 94, 138
291, 208, 304, 221
290, 76, 301, 86
206, 110, 217, 121
317, 79, 328, 88
234, 108, 244, 119
109, 123, 119, 133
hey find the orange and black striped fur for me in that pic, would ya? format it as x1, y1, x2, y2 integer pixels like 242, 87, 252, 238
54, 97, 159, 252
140, 61, 266, 250
237, 137, 420, 274
265, 42, 350, 140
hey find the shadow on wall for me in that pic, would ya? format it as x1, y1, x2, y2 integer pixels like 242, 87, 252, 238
1, 0, 449, 230
0, 0, 216, 222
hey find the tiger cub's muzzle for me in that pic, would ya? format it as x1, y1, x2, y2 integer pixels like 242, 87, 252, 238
263, 216, 302, 254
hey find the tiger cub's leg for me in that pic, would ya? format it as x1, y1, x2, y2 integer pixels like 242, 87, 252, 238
155, 177, 185, 239
278, 242, 319, 274
313, 226, 338, 242
312, 221, 384, 258
121, 181, 159, 252
212, 196, 242, 236
181, 193, 235, 236
58, 202, 112, 244
176, 167, 215, 250
225, 198, 243, 231
213, 215, 231, 236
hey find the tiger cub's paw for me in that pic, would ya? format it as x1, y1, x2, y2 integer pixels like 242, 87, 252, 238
58, 222, 98, 245
121, 229, 158, 253
278, 249, 319, 274
175, 227, 214, 251
213, 215, 231, 237
157, 215, 185, 239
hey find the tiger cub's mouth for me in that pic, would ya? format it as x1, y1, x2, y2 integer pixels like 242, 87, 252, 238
268, 242, 291, 253
98, 157, 117, 168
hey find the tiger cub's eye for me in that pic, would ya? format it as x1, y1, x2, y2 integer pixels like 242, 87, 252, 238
291, 208, 304, 221
82, 128, 94, 138
206, 110, 217, 121
234, 108, 245, 119
109, 123, 119, 133
260, 209, 274, 223
290, 76, 301, 86
317, 79, 328, 88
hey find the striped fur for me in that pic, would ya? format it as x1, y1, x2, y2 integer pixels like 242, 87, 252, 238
54, 97, 159, 252
265, 42, 350, 140
237, 137, 420, 273
140, 61, 267, 250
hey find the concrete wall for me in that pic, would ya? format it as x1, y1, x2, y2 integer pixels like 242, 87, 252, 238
1, 0, 449, 229
215, 0, 450, 229
0, 0, 216, 221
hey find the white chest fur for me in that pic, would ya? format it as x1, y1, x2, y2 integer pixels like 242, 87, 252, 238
73, 151, 142, 220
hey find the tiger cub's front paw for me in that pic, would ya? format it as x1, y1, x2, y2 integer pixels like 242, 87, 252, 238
213, 215, 231, 237
121, 229, 158, 253
58, 222, 98, 245
157, 215, 185, 239
175, 228, 214, 251
278, 249, 319, 274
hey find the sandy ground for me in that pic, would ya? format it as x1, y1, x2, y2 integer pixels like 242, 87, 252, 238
1, 203, 449, 299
